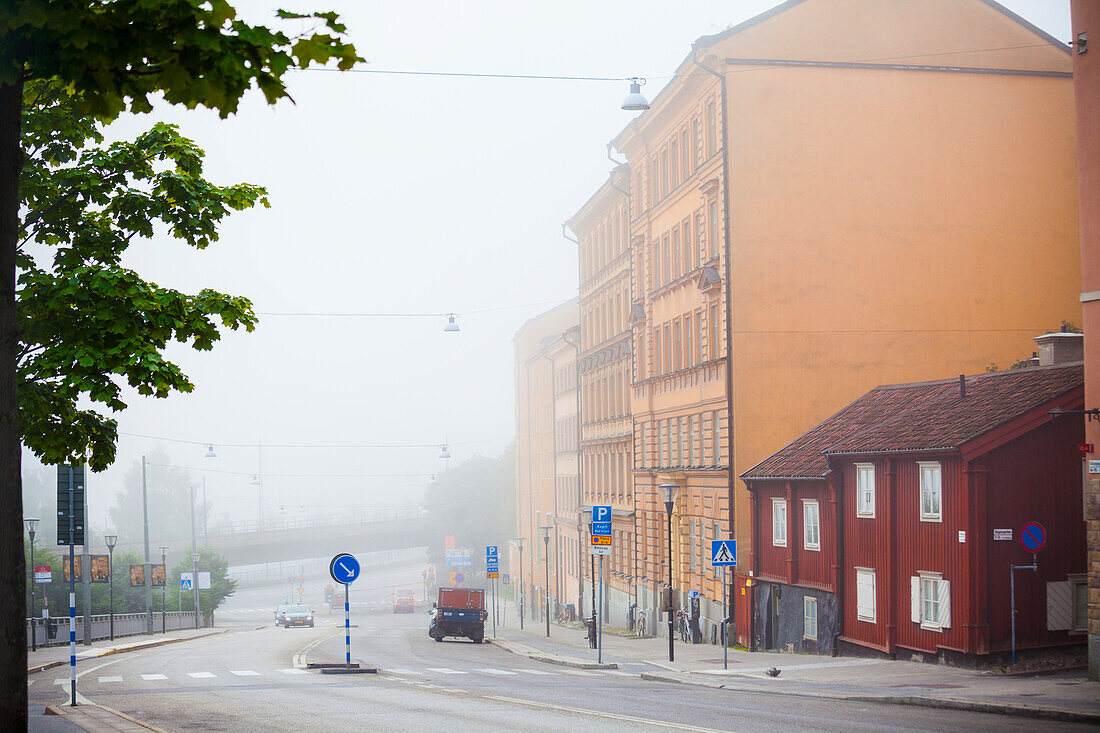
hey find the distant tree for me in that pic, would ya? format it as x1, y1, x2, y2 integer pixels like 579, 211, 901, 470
170, 548, 237, 626
108, 447, 207, 548
0, 3, 360, 722
425, 446, 516, 568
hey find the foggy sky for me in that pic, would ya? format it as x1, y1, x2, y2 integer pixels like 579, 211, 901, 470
21, 1, 1072, 533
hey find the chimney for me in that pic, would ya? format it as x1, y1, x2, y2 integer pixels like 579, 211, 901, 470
1033, 332, 1084, 366
959, 374, 966, 398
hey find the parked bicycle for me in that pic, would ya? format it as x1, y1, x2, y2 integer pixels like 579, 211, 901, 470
675, 608, 692, 643
635, 608, 648, 637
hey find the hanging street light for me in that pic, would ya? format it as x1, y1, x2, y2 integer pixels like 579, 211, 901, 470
204, 444, 217, 458
444, 313, 460, 332
438, 444, 451, 460
621, 77, 651, 111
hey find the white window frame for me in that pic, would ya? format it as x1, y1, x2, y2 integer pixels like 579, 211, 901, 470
771, 498, 787, 547
855, 463, 875, 518
917, 571, 950, 632
1071, 574, 1088, 633
855, 567, 876, 623
802, 499, 820, 551
918, 461, 942, 522
804, 596, 818, 640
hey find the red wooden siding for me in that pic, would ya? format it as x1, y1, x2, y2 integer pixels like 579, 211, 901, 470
751, 479, 834, 592
840, 457, 890, 651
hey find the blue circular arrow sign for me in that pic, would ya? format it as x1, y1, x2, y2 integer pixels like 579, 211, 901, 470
329, 553, 360, 584
1020, 522, 1046, 553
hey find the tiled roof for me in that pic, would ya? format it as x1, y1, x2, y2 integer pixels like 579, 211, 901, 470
741, 363, 1083, 480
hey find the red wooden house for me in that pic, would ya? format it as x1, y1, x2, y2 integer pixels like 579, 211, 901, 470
741, 357, 1087, 664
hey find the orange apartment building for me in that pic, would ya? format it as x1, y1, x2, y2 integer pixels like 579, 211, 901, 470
615, 0, 1081, 641
513, 300, 579, 623
565, 165, 636, 625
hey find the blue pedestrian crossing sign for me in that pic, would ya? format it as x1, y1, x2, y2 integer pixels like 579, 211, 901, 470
180, 572, 193, 591
711, 540, 737, 567
329, 553, 360, 584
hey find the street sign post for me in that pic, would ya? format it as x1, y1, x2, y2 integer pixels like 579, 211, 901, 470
487, 546, 499, 639
56, 465, 84, 706
590, 506, 612, 664
1010, 522, 1044, 662
329, 553, 360, 668
710, 539, 737, 670
180, 572, 193, 591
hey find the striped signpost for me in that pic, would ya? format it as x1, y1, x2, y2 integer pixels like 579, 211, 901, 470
329, 553, 360, 668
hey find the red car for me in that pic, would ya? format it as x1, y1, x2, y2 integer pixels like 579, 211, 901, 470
393, 589, 415, 613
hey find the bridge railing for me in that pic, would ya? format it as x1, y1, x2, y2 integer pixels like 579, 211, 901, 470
26, 611, 197, 648
207, 507, 424, 537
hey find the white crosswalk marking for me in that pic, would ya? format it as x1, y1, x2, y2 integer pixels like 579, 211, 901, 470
141, 674, 168, 681
53, 679, 69, 686
474, 668, 517, 675
231, 670, 261, 676
512, 669, 557, 675
558, 669, 600, 676
188, 672, 217, 679
388, 668, 424, 675
603, 670, 635, 676
426, 668, 467, 675
278, 669, 308, 675
97, 676, 123, 683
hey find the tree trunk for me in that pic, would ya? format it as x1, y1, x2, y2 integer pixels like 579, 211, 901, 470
0, 77, 26, 727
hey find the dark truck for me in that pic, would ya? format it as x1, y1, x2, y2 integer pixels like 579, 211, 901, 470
428, 587, 486, 643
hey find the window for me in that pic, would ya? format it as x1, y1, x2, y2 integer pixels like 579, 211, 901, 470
661, 150, 669, 198
772, 498, 787, 547
663, 324, 671, 375
672, 228, 681, 279
919, 462, 942, 521
672, 320, 681, 371
653, 329, 662, 375
681, 130, 690, 179
679, 416, 688, 465
856, 463, 875, 517
710, 303, 720, 358
670, 140, 678, 190
709, 200, 719, 258
662, 235, 671, 284
856, 568, 876, 623
712, 410, 721, 466
804, 597, 818, 640
694, 118, 702, 166
635, 172, 643, 214
657, 420, 665, 467
1074, 577, 1088, 632
803, 499, 820, 550
687, 415, 697, 466
912, 572, 951, 631
689, 519, 696, 573
683, 220, 694, 270
651, 159, 659, 204
684, 314, 693, 368
671, 418, 680, 466
696, 211, 706, 261
707, 100, 717, 155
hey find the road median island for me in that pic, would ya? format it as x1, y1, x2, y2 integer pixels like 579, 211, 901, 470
639, 670, 1100, 725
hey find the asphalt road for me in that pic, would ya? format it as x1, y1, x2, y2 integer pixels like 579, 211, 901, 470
27, 562, 1098, 732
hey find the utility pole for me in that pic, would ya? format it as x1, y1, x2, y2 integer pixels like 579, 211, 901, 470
142, 456, 153, 634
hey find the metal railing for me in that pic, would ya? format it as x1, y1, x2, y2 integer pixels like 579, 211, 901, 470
26, 611, 197, 648
206, 507, 424, 537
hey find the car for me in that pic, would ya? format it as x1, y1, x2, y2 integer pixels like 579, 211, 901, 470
393, 589, 415, 614
277, 604, 315, 628
274, 604, 290, 627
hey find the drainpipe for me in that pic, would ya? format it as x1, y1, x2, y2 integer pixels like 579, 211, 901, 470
691, 43, 737, 581
561, 227, 586, 614
534, 351, 557, 617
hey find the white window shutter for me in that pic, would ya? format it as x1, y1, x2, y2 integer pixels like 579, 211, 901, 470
939, 580, 951, 629
1047, 581, 1073, 631
911, 576, 921, 623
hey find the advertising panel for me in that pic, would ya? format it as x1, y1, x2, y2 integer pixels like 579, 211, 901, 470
129, 564, 145, 587
89, 554, 110, 582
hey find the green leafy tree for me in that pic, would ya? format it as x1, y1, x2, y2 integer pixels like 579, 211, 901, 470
0, 3, 360, 722
171, 548, 237, 626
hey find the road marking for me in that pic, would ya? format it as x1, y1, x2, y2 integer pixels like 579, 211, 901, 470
558, 669, 600, 676
293, 631, 339, 668
231, 670, 261, 676
512, 669, 557, 675
26, 680, 33, 687
97, 676, 123, 683
483, 694, 739, 732
140, 674, 168, 681
387, 669, 424, 675
426, 668, 467, 675
474, 668, 517, 675
188, 672, 217, 679
53, 679, 68, 686
278, 669, 309, 675
602, 670, 636, 677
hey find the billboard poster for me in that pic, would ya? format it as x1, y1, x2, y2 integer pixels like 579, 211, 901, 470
63, 555, 81, 582
151, 564, 166, 587
129, 564, 145, 587
198, 571, 211, 589
89, 555, 110, 583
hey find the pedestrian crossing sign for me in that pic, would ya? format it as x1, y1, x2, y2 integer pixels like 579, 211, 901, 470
180, 572, 194, 590
711, 540, 737, 567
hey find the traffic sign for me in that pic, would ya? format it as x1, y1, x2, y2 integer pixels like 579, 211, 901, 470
450, 571, 464, 585
329, 553, 360, 584
591, 521, 612, 536
34, 566, 51, 584
180, 572, 193, 591
1020, 522, 1046, 553
445, 549, 472, 567
592, 505, 612, 524
487, 571, 499, 579
711, 540, 737, 567
486, 545, 498, 558
689, 590, 700, 599
591, 535, 611, 546
56, 465, 85, 546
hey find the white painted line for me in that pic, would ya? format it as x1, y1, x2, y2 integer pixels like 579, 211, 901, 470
188, 672, 217, 679
602, 670, 636, 677
512, 669, 557, 675
483, 694, 738, 732
53, 679, 68, 686
140, 674, 168, 681
278, 669, 308, 675
231, 670, 261, 676
97, 676, 123, 683
558, 669, 599, 676
388, 669, 424, 675
426, 668, 467, 675
26, 680, 33, 687
474, 668, 517, 675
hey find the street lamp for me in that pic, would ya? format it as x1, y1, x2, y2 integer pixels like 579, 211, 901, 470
660, 483, 678, 663
25, 518, 39, 651
443, 313, 460, 332
621, 77, 651, 111
159, 545, 169, 633
512, 537, 525, 630
192, 552, 201, 629
104, 534, 117, 640
540, 525, 552, 638
438, 444, 450, 460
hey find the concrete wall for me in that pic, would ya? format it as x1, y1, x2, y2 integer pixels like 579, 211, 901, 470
753, 582, 840, 656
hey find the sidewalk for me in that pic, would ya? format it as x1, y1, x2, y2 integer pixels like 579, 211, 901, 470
28, 628, 227, 732
488, 619, 1100, 723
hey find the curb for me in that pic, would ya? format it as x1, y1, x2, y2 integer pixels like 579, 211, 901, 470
47, 700, 173, 732
487, 638, 618, 670
27, 629, 228, 676
640, 671, 1100, 725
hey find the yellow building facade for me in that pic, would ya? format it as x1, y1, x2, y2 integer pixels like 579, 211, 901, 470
614, 0, 1080, 639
